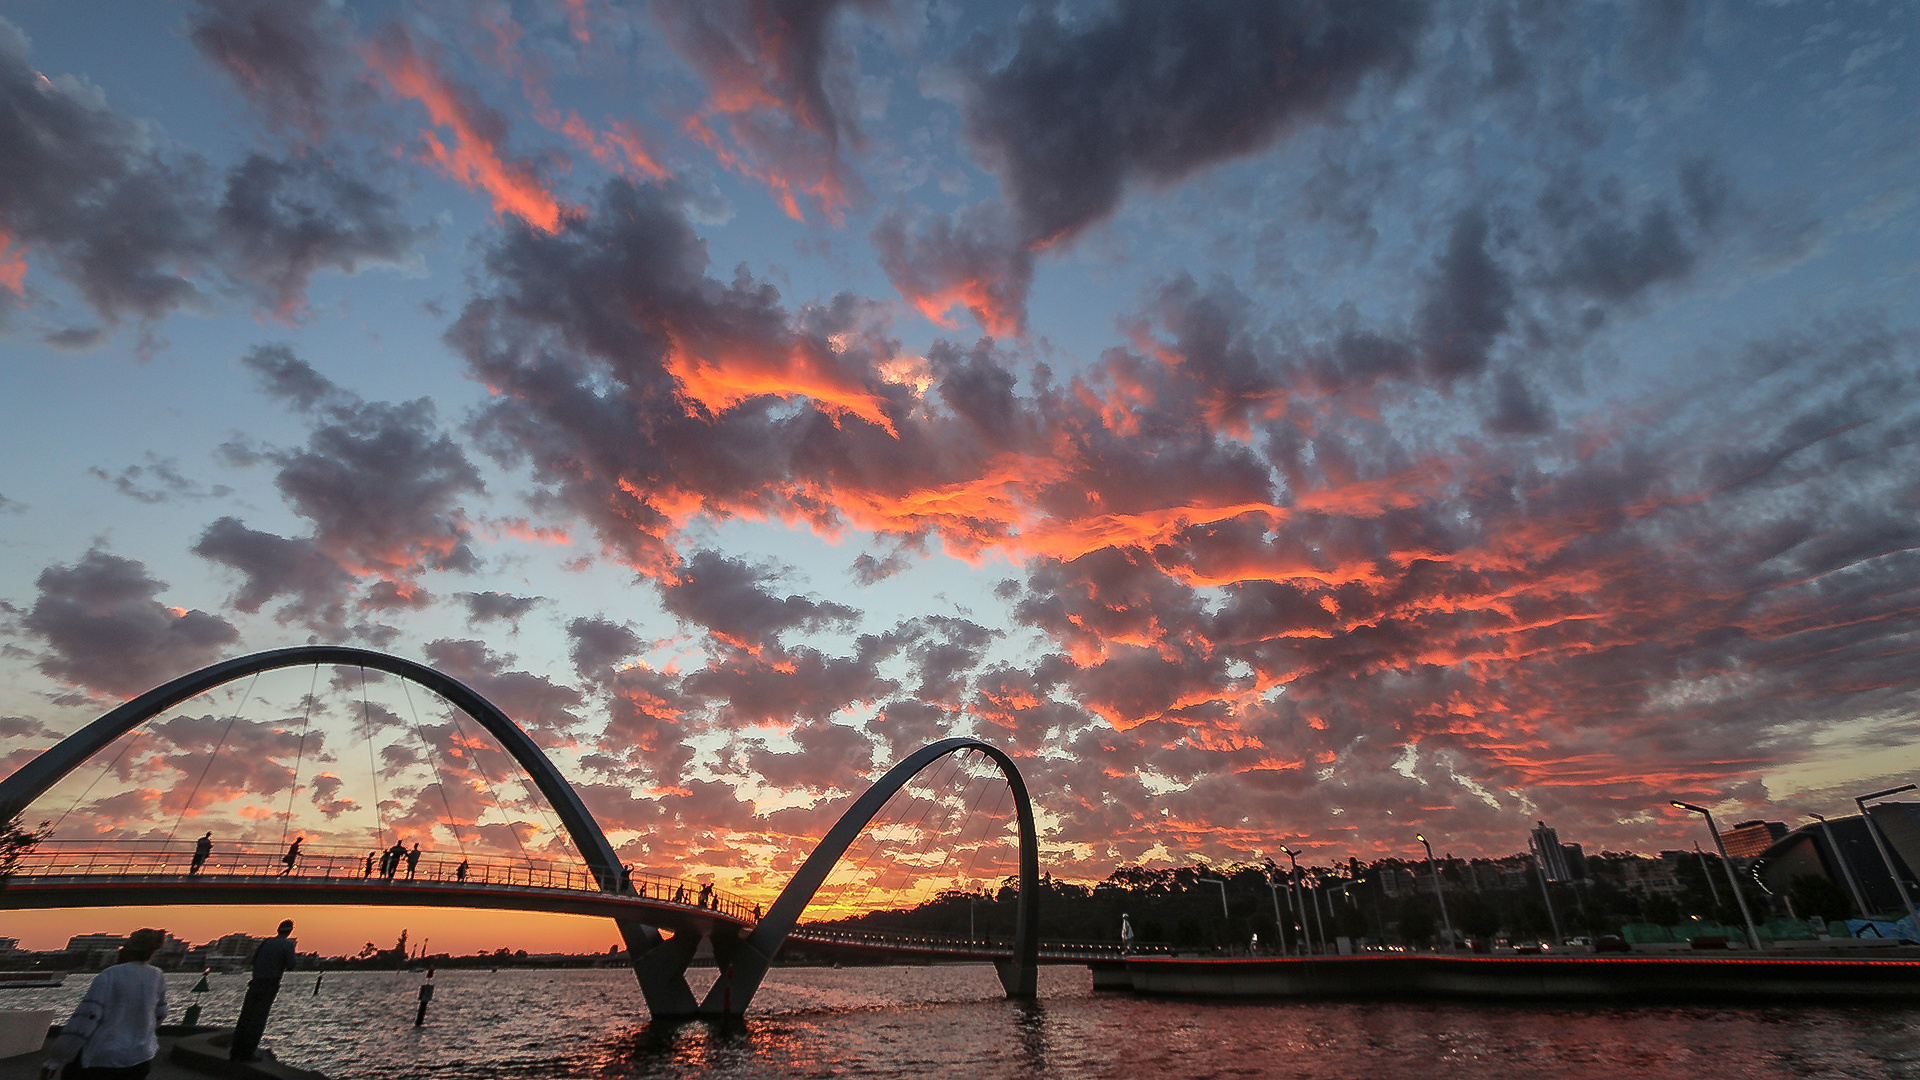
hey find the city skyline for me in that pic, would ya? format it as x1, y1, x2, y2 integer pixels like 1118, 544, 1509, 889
2, 2, 1917, 954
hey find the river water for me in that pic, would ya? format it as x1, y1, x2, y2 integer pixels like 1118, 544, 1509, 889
9, 965, 1920, 1078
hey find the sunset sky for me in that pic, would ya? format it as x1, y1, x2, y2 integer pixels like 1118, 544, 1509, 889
1, 0, 1916, 955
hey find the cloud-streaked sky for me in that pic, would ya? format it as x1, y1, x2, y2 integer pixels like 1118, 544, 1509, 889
2, 1, 1917, 952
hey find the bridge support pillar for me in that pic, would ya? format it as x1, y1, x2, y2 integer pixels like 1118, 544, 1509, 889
623, 920, 699, 1018
994, 959, 1037, 999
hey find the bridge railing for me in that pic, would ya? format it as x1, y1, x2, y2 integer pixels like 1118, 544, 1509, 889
4, 839, 758, 923
785, 926, 1171, 957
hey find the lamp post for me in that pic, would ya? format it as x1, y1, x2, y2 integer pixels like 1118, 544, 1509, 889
1265, 866, 1290, 958
1671, 801, 1762, 950
1692, 842, 1722, 907
1281, 846, 1312, 955
1198, 874, 1229, 949
1855, 785, 1920, 931
1810, 813, 1871, 917
1416, 834, 1455, 951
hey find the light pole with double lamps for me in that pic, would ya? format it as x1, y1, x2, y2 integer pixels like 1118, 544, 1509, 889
1854, 784, 1920, 931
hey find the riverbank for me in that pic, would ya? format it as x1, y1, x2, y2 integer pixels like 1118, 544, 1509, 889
1098, 953, 1920, 1000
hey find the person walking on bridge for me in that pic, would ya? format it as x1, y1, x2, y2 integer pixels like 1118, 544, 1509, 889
384, 840, 406, 879
190, 832, 213, 875
697, 882, 713, 909
363, 851, 375, 878
405, 843, 421, 880
230, 920, 297, 1063
455, 858, 468, 883
280, 836, 302, 876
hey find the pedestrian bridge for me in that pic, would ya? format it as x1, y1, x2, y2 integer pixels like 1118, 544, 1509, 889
0, 646, 1045, 1018
0, 840, 756, 933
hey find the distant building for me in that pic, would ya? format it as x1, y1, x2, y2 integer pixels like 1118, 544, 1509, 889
1724, 820, 1789, 860
64, 934, 125, 970
1560, 843, 1589, 881
1754, 809, 1920, 918
202, 933, 262, 972
1532, 822, 1570, 881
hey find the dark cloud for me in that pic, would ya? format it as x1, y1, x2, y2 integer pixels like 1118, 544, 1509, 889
217, 153, 424, 318
192, 515, 354, 630
88, 454, 232, 504
193, 347, 484, 632
187, 0, 358, 137
652, 0, 880, 221
239, 345, 485, 579
18, 548, 238, 698
849, 550, 908, 585
1415, 208, 1513, 380
960, 0, 1428, 247
661, 549, 859, 651
457, 590, 543, 627
871, 203, 1032, 337
0, 17, 420, 330
567, 616, 646, 683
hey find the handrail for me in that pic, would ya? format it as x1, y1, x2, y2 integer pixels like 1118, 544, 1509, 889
2, 840, 760, 923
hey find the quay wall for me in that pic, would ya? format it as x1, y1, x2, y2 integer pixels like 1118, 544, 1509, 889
1098, 954, 1920, 1001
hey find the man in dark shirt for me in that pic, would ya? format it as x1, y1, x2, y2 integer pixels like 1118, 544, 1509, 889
230, 919, 298, 1062
190, 833, 212, 875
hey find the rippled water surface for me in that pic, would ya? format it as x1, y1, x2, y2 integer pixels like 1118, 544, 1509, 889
12, 966, 1920, 1078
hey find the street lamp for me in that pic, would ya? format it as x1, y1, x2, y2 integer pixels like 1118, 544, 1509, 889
1264, 866, 1290, 958
1198, 876, 1229, 920
1281, 846, 1312, 955
1671, 801, 1762, 950
1416, 834, 1455, 951
1854, 785, 1920, 931
1810, 813, 1871, 917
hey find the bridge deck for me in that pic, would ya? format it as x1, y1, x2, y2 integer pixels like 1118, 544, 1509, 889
1, 842, 757, 933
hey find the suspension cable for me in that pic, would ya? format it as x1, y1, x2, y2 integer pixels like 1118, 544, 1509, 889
165, 671, 263, 843
359, 666, 389, 851
400, 679, 467, 858
277, 664, 320, 850
836, 750, 965, 917
441, 700, 533, 867
53, 718, 150, 837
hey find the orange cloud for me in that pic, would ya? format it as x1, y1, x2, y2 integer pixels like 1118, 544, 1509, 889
366, 27, 566, 232
0, 228, 25, 294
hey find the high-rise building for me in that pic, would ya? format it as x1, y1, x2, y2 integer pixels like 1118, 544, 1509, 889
1723, 820, 1789, 860
1531, 822, 1570, 880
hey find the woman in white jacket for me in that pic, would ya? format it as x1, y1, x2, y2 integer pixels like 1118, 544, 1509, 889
42, 928, 167, 1079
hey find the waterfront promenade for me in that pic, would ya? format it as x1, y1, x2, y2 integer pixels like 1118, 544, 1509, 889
1097, 951, 1920, 1000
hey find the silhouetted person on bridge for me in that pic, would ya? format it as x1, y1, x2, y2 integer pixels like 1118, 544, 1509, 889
191, 832, 212, 875
697, 882, 713, 909
673, 884, 685, 905
230, 920, 297, 1063
42, 928, 167, 1078
456, 859, 468, 882
280, 837, 302, 876
384, 841, 406, 879
406, 844, 421, 879
364, 851, 375, 878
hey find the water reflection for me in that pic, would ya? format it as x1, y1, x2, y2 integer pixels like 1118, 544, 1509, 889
12, 966, 1920, 1077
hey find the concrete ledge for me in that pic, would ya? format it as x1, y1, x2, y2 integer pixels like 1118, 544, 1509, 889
0, 1013, 52, 1060
170, 1030, 328, 1080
